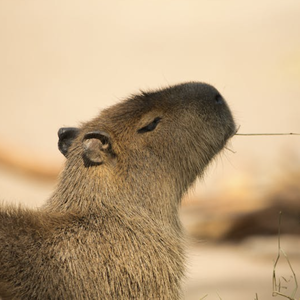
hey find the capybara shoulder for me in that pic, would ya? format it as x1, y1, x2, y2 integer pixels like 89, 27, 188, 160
0, 82, 235, 299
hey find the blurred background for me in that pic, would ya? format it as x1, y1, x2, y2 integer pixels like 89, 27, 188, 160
1, 0, 300, 299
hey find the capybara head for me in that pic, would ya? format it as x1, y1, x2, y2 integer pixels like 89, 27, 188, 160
56, 82, 235, 217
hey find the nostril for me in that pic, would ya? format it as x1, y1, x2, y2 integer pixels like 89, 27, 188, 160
215, 94, 223, 104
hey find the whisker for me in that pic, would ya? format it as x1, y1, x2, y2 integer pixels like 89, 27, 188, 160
225, 146, 236, 154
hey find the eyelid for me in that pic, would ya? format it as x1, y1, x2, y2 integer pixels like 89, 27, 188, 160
137, 117, 162, 134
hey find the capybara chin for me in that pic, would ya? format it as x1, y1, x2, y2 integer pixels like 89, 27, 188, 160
0, 82, 235, 299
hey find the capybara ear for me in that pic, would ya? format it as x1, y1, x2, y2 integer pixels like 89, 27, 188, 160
58, 127, 80, 157
82, 131, 112, 165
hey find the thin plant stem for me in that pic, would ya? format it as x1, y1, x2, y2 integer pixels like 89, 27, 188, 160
236, 133, 300, 136
272, 212, 299, 299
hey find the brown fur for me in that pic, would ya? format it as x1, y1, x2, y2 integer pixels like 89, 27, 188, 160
0, 82, 235, 299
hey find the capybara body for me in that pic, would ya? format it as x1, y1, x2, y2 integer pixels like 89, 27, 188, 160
0, 82, 235, 299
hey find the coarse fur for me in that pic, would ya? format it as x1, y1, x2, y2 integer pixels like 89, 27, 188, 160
0, 82, 235, 299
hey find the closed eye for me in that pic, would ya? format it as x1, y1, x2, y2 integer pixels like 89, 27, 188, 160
137, 117, 162, 134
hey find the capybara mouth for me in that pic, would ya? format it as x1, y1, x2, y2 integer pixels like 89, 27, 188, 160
227, 122, 237, 140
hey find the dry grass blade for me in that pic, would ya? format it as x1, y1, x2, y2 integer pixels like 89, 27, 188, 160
272, 212, 299, 299
235, 133, 300, 136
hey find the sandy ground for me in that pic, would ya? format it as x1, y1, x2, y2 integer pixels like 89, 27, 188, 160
183, 236, 300, 300
1, 1, 300, 299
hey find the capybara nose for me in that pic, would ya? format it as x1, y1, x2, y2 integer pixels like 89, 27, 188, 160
214, 93, 224, 105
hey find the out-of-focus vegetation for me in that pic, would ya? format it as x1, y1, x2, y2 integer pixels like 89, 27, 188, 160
181, 167, 300, 242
